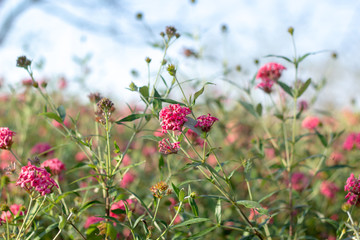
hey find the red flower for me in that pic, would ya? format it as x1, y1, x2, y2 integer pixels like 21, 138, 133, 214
158, 139, 180, 155
344, 173, 360, 205
0, 127, 15, 150
16, 162, 58, 196
194, 114, 219, 132
159, 104, 191, 133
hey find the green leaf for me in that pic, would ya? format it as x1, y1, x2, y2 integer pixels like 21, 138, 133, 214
315, 130, 328, 147
215, 199, 222, 224
158, 155, 164, 171
57, 105, 66, 122
141, 135, 162, 142
114, 140, 121, 154
296, 78, 311, 98
172, 183, 180, 199
171, 218, 210, 229
236, 200, 268, 215
277, 81, 293, 97
39, 112, 62, 123
129, 82, 138, 91
259, 190, 280, 203
264, 54, 293, 63
238, 100, 257, 118
158, 98, 186, 106
179, 189, 185, 202
256, 103, 263, 116
58, 215, 66, 230
193, 86, 205, 105
160, 75, 168, 88
189, 225, 217, 239
139, 86, 149, 102
318, 164, 354, 173
115, 114, 151, 124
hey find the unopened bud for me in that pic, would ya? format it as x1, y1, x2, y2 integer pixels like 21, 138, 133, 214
288, 27, 294, 36
145, 57, 152, 63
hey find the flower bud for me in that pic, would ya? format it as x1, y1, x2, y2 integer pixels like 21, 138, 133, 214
288, 27, 294, 36
16, 56, 32, 69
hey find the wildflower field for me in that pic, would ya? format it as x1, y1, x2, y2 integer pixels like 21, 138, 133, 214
1, 26, 360, 240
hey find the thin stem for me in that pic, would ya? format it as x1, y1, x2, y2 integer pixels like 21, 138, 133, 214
24, 197, 46, 231
52, 212, 73, 240
9, 149, 23, 166
156, 201, 183, 240
16, 197, 33, 240
151, 198, 161, 225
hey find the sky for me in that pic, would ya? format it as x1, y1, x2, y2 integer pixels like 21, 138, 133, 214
0, 0, 359, 108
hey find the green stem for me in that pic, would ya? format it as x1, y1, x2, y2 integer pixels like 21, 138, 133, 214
10, 149, 23, 166
156, 201, 183, 240
16, 197, 33, 240
151, 198, 161, 225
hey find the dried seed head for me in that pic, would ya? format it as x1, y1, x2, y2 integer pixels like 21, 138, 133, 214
165, 26, 177, 39
88, 92, 102, 103
16, 56, 32, 69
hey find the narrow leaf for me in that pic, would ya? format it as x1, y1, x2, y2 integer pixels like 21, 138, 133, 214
189, 226, 217, 239
57, 105, 66, 121
277, 81, 293, 97
297, 78, 311, 98
171, 218, 210, 229
115, 114, 151, 124
215, 199, 222, 224
238, 100, 257, 118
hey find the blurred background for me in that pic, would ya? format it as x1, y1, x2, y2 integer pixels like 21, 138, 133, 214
0, 0, 359, 107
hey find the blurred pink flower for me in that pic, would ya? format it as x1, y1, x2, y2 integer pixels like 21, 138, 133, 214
22, 79, 33, 87
344, 173, 360, 205
52, 118, 71, 129
301, 116, 320, 130
16, 162, 58, 196
110, 199, 137, 221
320, 181, 339, 199
120, 172, 135, 188
158, 139, 180, 155
257, 79, 275, 94
84, 216, 103, 228
41, 158, 66, 176
256, 62, 286, 82
1, 204, 26, 222
195, 114, 218, 132
0, 150, 16, 169
0, 127, 15, 150
75, 152, 87, 162
186, 129, 204, 146
343, 132, 360, 151
31, 142, 54, 156
298, 100, 308, 111
159, 104, 191, 133
291, 172, 309, 192
329, 152, 344, 165
58, 77, 67, 90
256, 62, 286, 94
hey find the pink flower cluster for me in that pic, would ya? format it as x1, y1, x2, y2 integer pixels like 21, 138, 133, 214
256, 62, 286, 93
158, 139, 180, 155
0, 127, 15, 150
31, 142, 54, 156
194, 114, 219, 132
16, 162, 59, 196
301, 116, 320, 130
343, 132, 360, 151
41, 158, 66, 176
320, 181, 339, 199
344, 173, 360, 205
84, 216, 103, 228
110, 199, 138, 221
159, 104, 191, 133
1, 204, 25, 222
